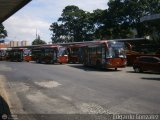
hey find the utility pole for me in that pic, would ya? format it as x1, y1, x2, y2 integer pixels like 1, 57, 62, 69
36, 28, 38, 39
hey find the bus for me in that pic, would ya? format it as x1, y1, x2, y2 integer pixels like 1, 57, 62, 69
6, 48, 24, 62
83, 40, 127, 70
32, 45, 68, 64
67, 44, 85, 63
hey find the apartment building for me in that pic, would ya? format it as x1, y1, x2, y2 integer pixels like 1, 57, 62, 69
0, 40, 28, 48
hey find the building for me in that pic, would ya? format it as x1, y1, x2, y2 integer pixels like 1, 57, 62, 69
9, 41, 19, 47
9, 40, 28, 47
140, 14, 160, 22
0, 40, 29, 48
0, 43, 9, 48
21, 40, 28, 46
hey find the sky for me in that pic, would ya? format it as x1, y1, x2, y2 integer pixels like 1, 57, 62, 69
3, 0, 109, 44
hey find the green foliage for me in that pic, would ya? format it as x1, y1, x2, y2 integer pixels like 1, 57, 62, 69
50, 1, 160, 43
107, 0, 160, 38
50, 5, 94, 43
0, 24, 7, 38
32, 35, 46, 45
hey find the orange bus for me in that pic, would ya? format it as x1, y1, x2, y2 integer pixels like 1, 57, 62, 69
32, 45, 68, 64
83, 40, 127, 70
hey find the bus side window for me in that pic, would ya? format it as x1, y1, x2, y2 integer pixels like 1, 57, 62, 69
54, 50, 57, 60
102, 44, 105, 59
97, 45, 102, 58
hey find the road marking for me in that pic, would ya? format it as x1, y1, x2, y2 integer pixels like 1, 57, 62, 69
34, 81, 61, 88
26, 91, 57, 103
78, 102, 107, 114
61, 95, 72, 101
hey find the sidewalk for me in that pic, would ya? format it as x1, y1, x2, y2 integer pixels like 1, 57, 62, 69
0, 75, 11, 115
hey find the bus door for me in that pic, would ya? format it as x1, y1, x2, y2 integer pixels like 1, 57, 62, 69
96, 44, 104, 65
87, 47, 92, 65
53, 49, 57, 61
46, 48, 56, 63
79, 47, 85, 63
102, 46, 106, 62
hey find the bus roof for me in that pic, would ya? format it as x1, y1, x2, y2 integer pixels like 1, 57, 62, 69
32, 45, 62, 49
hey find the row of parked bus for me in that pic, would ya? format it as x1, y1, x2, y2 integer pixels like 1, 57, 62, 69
0, 40, 128, 70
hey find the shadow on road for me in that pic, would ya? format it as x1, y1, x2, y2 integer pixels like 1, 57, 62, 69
0, 95, 11, 120
30, 61, 65, 66
141, 77, 160, 81
68, 64, 121, 72
127, 71, 160, 75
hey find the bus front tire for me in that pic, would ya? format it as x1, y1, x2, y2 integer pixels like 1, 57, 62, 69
134, 66, 143, 73
36, 59, 41, 63
96, 61, 101, 69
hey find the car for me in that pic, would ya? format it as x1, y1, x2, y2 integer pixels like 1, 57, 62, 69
133, 56, 160, 73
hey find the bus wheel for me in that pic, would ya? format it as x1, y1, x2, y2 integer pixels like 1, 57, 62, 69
96, 61, 101, 69
134, 66, 143, 73
36, 59, 41, 63
18, 59, 23, 62
115, 68, 117, 71
50, 60, 54, 64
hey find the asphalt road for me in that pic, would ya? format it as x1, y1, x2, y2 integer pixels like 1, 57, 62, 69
0, 61, 160, 119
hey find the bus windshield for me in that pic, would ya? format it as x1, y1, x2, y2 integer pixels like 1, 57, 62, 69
58, 47, 67, 56
107, 42, 126, 58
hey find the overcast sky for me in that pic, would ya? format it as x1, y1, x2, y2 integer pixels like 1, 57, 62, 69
3, 0, 108, 44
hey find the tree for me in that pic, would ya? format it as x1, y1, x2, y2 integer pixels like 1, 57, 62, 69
107, 0, 160, 38
50, 5, 95, 43
91, 9, 110, 39
0, 24, 7, 39
50, 1, 160, 42
50, 22, 71, 43
32, 35, 46, 45
58, 5, 88, 42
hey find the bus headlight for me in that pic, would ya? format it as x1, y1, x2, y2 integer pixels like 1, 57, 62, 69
107, 61, 112, 65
